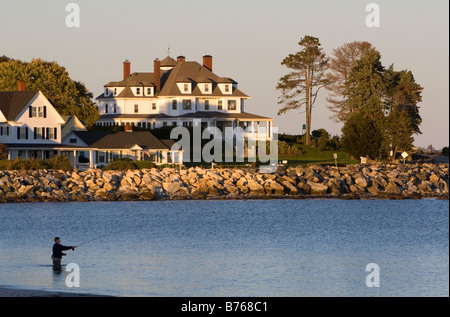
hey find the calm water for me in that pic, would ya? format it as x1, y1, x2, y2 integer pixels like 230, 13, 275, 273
0, 200, 448, 297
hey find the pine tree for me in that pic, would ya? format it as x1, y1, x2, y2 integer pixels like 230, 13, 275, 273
341, 49, 387, 122
277, 36, 329, 146
326, 41, 379, 122
341, 111, 383, 160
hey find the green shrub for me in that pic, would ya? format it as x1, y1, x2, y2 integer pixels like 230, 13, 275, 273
10, 158, 46, 170
0, 144, 7, 160
103, 158, 138, 171
0, 159, 12, 170
134, 161, 157, 170
45, 155, 73, 171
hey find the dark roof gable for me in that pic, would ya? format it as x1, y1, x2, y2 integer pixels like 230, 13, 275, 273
0, 91, 39, 121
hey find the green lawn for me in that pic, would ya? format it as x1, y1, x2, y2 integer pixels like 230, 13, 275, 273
279, 144, 359, 167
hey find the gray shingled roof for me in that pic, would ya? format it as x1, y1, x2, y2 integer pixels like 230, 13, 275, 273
98, 59, 249, 100
160, 56, 177, 67
73, 131, 171, 150
0, 91, 39, 121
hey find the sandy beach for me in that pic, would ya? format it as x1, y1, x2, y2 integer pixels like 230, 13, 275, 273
0, 287, 105, 297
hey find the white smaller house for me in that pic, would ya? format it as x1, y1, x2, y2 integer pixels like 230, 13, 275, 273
0, 89, 66, 160
62, 130, 182, 169
1, 86, 182, 169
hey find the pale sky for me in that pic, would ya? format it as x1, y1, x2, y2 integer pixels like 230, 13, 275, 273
0, 0, 448, 149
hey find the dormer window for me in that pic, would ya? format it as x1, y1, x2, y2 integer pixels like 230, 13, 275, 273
205, 84, 209, 93
225, 85, 230, 93
105, 88, 110, 97
114, 88, 117, 96
147, 88, 152, 95
177, 81, 191, 94
136, 88, 141, 95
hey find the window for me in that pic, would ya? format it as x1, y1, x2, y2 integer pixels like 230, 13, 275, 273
184, 84, 189, 92
113, 104, 117, 113
70, 138, 77, 144
134, 105, 139, 114
31, 107, 37, 118
114, 88, 117, 96
105, 104, 108, 114
163, 122, 168, 127
172, 122, 177, 127
172, 100, 178, 110
105, 89, 109, 97
147, 88, 152, 95
205, 100, 210, 111
218, 100, 223, 111
48, 128, 55, 140
228, 100, 237, 111
205, 84, 209, 93
172, 152, 180, 164
225, 85, 230, 93
182, 100, 192, 110
18, 127, 28, 140
136, 88, 141, 95
152, 103, 157, 111
35, 127, 43, 139
0, 126, 10, 136
38, 107, 43, 118
183, 122, 189, 127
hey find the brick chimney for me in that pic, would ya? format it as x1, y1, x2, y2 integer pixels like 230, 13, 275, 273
154, 59, 161, 92
203, 55, 213, 72
123, 60, 131, 80
177, 56, 186, 63
17, 80, 26, 91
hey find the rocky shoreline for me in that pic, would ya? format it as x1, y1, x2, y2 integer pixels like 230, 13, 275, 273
0, 163, 448, 203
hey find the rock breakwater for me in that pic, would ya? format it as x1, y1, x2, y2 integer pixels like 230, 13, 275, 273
0, 163, 448, 203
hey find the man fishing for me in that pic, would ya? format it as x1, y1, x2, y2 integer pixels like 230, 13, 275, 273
52, 237, 77, 272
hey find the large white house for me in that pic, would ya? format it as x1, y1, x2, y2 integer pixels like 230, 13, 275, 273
95, 55, 274, 140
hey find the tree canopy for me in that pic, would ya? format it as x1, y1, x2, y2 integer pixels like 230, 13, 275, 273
0, 56, 99, 126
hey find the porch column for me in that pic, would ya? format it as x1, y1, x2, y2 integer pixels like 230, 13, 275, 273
73, 150, 77, 168
89, 150, 94, 169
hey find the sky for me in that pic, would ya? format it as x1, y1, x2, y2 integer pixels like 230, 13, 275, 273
0, 0, 448, 149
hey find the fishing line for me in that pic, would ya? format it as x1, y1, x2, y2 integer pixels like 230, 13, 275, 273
74, 202, 137, 249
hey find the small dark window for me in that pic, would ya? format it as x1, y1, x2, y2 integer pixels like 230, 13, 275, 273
183, 100, 192, 110
70, 139, 77, 144
228, 100, 237, 111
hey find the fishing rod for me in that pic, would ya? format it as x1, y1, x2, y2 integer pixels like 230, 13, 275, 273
75, 232, 116, 248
